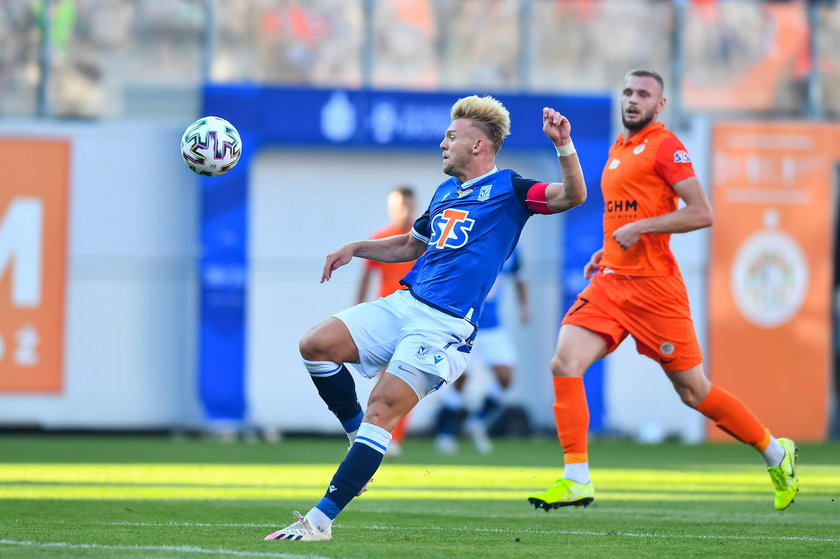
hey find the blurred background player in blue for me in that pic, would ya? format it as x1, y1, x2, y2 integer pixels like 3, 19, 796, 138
264, 95, 587, 542
435, 247, 528, 454
356, 185, 418, 456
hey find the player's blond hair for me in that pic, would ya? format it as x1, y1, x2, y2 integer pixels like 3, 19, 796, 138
450, 95, 511, 154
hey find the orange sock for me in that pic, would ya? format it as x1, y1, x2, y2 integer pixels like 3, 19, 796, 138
696, 384, 770, 451
552, 376, 589, 463
391, 413, 409, 444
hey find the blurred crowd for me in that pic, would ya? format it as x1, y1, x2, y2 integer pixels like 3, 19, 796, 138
1, 0, 840, 119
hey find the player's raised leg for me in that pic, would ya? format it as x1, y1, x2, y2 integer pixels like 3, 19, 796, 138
528, 324, 606, 511
300, 318, 365, 443
265, 372, 421, 541
666, 366, 799, 510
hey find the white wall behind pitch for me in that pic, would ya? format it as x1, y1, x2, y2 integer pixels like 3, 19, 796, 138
0, 120, 199, 428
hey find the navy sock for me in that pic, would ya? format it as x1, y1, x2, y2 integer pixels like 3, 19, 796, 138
316, 422, 391, 519
303, 360, 364, 433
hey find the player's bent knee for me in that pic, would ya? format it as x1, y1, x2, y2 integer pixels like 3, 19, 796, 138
677, 387, 705, 409
549, 354, 585, 377
363, 400, 404, 432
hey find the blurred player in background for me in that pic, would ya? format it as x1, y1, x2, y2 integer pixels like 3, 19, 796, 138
435, 247, 528, 454
356, 185, 418, 456
527, 69, 798, 513
264, 94, 587, 542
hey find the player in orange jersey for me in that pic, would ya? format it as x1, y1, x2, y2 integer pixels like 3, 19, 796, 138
356, 185, 418, 456
527, 69, 799, 512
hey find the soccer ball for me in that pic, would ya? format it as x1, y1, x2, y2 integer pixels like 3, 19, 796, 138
180, 116, 242, 176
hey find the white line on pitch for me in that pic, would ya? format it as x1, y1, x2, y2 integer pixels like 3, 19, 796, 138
94, 521, 838, 544
0, 539, 332, 559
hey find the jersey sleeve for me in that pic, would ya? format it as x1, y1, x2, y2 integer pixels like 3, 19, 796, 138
410, 204, 431, 243
511, 172, 547, 213
655, 135, 696, 186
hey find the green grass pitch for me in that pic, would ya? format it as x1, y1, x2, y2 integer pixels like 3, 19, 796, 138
0, 434, 838, 558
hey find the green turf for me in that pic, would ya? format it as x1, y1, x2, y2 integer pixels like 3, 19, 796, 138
0, 435, 838, 558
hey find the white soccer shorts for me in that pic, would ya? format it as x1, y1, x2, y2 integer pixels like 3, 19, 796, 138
333, 289, 475, 397
471, 325, 517, 366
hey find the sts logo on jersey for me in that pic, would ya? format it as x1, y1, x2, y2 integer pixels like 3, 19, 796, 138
430, 208, 474, 249
674, 150, 691, 163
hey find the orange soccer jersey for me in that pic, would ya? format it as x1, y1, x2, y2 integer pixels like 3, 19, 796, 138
562, 122, 702, 372
366, 223, 416, 298
599, 121, 695, 277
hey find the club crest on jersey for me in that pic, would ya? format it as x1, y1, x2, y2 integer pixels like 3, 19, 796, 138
430, 208, 474, 249
674, 150, 691, 163
608, 158, 620, 169
478, 185, 492, 201
633, 144, 645, 155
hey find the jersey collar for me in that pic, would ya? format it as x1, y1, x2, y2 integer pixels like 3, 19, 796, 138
619, 121, 664, 146
457, 166, 499, 190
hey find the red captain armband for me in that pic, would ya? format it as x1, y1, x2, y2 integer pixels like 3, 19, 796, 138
526, 182, 553, 214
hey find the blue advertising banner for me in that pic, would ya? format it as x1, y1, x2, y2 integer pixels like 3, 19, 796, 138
198, 84, 610, 429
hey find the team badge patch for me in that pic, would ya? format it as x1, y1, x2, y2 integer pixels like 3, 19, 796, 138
416, 344, 429, 359
633, 144, 645, 155
674, 150, 691, 163
478, 185, 492, 201
660, 342, 675, 355
608, 158, 620, 169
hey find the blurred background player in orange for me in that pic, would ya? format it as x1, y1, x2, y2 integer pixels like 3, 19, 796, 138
527, 69, 799, 512
435, 247, 528, 455
356, 185, 418, 456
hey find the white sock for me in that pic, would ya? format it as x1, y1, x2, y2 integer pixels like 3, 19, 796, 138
564, 462, 591, 485
761, 436, 785, 467
305, 507, 332, 532
347, 429, 358, 444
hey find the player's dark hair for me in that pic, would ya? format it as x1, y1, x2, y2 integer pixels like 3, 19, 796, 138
392, 185, 415, 199
625, 69, 665, 95
450, 95, 511, 154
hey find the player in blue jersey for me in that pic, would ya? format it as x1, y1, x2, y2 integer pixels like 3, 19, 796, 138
264, 94, 586, 542
435, 247, 528, 455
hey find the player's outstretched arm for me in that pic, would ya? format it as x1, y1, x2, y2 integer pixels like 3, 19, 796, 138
321, 233, 425, 283
541, 107, 586, 213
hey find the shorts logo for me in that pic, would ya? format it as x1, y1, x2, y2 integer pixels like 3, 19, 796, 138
430, 208, 475, 249
674, 150, 691, 163
608, 158, 620, 169
660, 342, 675, 355
433, 355, 444, 365
416, 344, 429, 358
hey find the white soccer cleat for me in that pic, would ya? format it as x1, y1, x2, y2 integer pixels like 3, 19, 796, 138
435, 434, 459, 455
466, 418, 493, 454
264, 511, 332, 542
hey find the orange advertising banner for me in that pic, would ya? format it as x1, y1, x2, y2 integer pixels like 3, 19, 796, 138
0, 139, 70, 392
709, 123, 839, 441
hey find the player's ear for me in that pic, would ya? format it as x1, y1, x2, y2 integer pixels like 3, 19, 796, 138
657, 96, 667, 115
473, 138, 483, 154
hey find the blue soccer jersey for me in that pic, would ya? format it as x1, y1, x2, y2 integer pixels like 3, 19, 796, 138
400, 167, 538, 325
